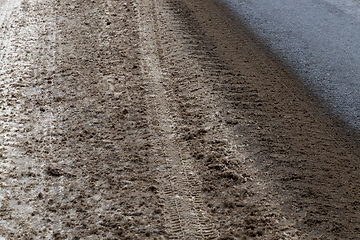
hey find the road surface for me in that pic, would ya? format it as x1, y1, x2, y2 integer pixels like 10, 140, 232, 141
0, 0, 360, 239
220, 0, 360, 132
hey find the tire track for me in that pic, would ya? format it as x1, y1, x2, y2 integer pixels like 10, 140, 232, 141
165, 0, 360, 238
136, 0, 218, 238
136, 0, 305, 238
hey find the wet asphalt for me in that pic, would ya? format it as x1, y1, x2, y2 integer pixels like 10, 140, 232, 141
219, 0, 360, 132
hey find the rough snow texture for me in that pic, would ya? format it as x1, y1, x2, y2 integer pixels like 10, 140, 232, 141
0, 0, 359, 239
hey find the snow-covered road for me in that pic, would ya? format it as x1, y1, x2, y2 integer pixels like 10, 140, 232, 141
0, 0, 22, 27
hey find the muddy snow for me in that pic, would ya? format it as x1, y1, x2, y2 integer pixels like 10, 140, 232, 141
0, 0, 359, 239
